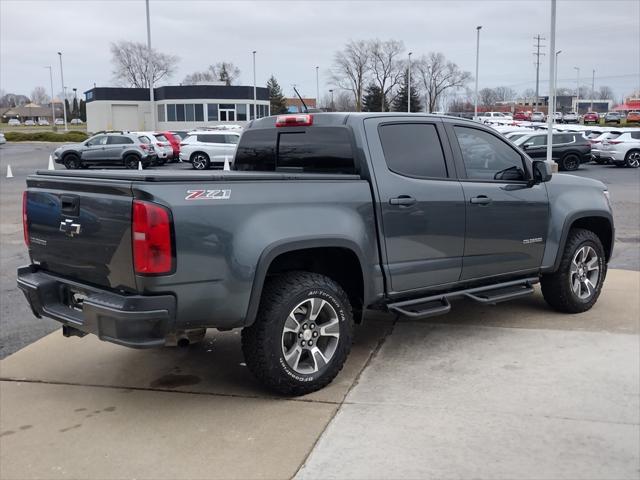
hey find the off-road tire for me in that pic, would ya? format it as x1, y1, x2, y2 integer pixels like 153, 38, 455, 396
63, 154, 80, 169
541, 228, 606, 313
124, 155, 140, 169
241, 271, 354, 396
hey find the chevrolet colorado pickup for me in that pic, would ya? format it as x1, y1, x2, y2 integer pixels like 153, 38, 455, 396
18, 113, 614, 395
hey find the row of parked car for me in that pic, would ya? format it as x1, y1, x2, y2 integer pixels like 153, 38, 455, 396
493, 124, 640, 169
52, 126, 242, 170
478, 110, 639, 125
7, 118, 84, 126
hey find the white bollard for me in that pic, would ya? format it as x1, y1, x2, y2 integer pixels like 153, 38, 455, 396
48, 155, 55, 170
6, 165, 13, 178
138, 161, 143, 171
223, 156, 231, 171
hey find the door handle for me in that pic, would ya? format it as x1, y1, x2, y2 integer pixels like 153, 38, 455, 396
389, 195, 416, 206
470, 195, 492, 205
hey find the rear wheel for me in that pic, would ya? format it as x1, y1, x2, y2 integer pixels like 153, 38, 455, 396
124, 155, 140, 169
625, 150, 640, 168
541, 228, 606, 313
560, 154, 580, 171
191, 152, 210, 170
63, 154, 80, 169
241, 271, 354, 396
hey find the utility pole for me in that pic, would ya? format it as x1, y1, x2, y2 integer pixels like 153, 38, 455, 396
145, 0, 155, 130
533, 34, 546, 112
329, 89, 334, 111
57, 52, 68, 131
474, 26, 482, 118
252, 51, 257, 119
591, 69, 595, 111
315, 66, 319, 109
546, 0, 556, 163
553, 50, 562, 121
574, 67, 580, 113
45, 66, 56, 125
407, 52, 412, 112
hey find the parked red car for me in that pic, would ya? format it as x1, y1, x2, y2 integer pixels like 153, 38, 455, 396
513, 111, 531, 121
626, 111, 640, 123
583, 112, 599, 124
156, 131, 181, 161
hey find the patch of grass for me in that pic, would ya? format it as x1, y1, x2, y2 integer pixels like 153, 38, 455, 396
4, 131, 88, 142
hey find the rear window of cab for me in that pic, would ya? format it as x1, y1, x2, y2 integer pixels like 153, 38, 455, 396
234, 127, 356, 174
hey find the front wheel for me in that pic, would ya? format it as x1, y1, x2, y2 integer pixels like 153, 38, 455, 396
625, 150, 640, 168
242, 271, 354, 396
541, 228, 606, 313
63, 154, 80, 169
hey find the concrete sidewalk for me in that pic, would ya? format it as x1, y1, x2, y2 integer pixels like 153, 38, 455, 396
1, 270, 639, 479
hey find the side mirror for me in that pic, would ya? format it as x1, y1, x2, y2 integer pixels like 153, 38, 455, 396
522, 143, 532, 150
532, 160, 553, 184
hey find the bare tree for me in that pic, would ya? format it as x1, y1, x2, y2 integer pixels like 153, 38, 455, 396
479, 87, 499, 107
330, 40, 371, 112
597, 85, 614, 99
416, 52, 471, 113
30, 86, 49, 105
110, 41, 179, 88
368, 39, 405, 111
182, 62, 241, 86
493, 86, 517, 102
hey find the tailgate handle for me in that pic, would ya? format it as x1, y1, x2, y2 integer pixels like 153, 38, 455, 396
60, 195, 80, 216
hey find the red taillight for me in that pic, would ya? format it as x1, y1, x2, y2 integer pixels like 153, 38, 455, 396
22, 191, 29, 247
275, 114, 313, 127
179, 143, 187, 147
157, 142, 166, 147
132, 200, 173, 275
589, 140, 601, 144
140, 144, 150, 151
608, 140, 623, 144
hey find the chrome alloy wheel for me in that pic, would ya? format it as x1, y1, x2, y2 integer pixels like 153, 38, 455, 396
281, 297, 340, 375
192, 154, 208, 169
627, 151, 640, 168
570, 245, 600, 300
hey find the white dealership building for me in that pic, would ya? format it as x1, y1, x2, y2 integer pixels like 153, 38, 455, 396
84, 83, 270, 132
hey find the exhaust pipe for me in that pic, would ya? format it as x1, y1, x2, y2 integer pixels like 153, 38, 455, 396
164, 328, 206, 347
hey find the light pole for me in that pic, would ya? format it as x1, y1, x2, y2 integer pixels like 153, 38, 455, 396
546, 0, 556, 163
474, 25, 482, 119
315, 66, 319, 109
72, 88, 77, 120
252, 51, 257, 119
57, 52, 68, 131
329, 89, 334, 111
145, 0, 155, 130
44, 66, 55, 125
574, 67, 580, 114
407, 52, 412, 112
591, 69, 595, 111
553, 50, 562, 121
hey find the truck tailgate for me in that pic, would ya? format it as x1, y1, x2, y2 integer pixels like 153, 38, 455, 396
25, 175, 136, 291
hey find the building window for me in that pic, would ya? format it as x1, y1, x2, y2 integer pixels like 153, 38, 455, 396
167, 104, 176, 121
185, 103, 195, 121
219, 104, 236, 122
237, 104, 247, 121
207, 104, 218, 122
157, 104, 165, 122
249, 104, 254, 120
176, 104, 185, 122
195, 104, 204, 121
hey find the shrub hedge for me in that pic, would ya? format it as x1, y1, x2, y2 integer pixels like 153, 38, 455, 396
4, 131, 88, 142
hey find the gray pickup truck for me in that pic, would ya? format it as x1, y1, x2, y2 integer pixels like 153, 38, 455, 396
18, 113, 614, 395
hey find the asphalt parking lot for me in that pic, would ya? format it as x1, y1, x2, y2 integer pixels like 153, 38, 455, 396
1, 142, 639, 479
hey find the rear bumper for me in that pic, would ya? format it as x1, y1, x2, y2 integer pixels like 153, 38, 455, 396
17, 265, 175, 348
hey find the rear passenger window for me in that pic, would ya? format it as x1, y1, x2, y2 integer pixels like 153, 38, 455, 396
197, 134, 226, 143
107, 136, 133, 145
378, 123, 448, 178
225, 135, 239, 145
630, 132, 640, 140
553, 134, 573, 144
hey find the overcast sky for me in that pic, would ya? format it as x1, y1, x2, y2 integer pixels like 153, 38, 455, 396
1, 0, 639, 102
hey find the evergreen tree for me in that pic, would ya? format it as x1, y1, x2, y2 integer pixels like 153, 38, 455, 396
392, 71, 422, 112
267, 75, 288, 114
79, 99, 86, 122
362, 83, 388, 112
64, 99, 71, 120
72, 97, 79, 118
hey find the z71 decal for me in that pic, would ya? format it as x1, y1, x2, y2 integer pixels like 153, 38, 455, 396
185, 189, 231, 201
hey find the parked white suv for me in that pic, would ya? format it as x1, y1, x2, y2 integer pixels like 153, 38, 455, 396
132, 131, 173, 165
474, 111, 513, 124
598, 130, 640, 168
179, 130, 241, 170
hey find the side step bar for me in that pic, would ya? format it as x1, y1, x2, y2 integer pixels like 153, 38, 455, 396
388, 277, 538, 320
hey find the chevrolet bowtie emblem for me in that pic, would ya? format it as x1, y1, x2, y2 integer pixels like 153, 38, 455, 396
59, 218, 81, 237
